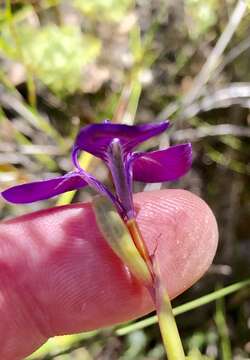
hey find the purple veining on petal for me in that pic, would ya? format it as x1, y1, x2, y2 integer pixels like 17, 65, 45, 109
106, 138, 134, 220
72, 147, 125, 215
1, 172, 87, 204
73, 121, 170, 160
132, 143, 192, 183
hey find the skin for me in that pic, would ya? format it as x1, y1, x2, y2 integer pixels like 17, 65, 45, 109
0, 189, 218, 360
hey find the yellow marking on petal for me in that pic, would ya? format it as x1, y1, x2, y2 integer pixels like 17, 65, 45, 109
78, 152, 93, 169
56, 152, 93, 206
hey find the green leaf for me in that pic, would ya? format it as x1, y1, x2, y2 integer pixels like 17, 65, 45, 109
74, 0, 133, 22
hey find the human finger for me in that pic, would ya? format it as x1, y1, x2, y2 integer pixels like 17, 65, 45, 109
0, 189, 218, 359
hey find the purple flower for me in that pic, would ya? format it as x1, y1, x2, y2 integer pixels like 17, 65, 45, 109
2, 121, 192, 221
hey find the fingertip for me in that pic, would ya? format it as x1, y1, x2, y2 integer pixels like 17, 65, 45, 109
134, 189, 218, 296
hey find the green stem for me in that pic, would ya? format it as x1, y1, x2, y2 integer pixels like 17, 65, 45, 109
154, 260, 186, 360
117, 278, 250, 336
215, 285, 232, 360
6, 0, 37, 108
157, 294, 186, 360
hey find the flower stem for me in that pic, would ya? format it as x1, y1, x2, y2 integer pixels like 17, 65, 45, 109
126, 218, 154, 276
154, 260, 186, 360
128, 218, 186, 360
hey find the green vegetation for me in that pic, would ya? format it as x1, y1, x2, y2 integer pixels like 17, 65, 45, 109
0, 0, 249, 358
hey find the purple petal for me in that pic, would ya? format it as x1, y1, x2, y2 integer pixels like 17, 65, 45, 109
132, 143, 192, 182
1, 172, 87, 204
73, 121, 170, 160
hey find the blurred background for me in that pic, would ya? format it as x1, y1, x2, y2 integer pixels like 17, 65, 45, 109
0, 0, 249, 359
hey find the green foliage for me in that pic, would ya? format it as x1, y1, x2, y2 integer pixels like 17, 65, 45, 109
74, 0, 133, 22
120, 331, 147, 359
27, 331, 98, 359
0, 24, 101, 97
187, 348, 213, 360
185, 0, 218, 39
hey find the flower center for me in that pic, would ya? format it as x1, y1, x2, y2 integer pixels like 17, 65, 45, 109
108, 138, 134, 220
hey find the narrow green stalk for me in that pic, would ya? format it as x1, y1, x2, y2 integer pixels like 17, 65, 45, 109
153, 260, 186, 360
0, 70, 63, 147
157, 290, 186, 360
215, 286, 232, 360
5, 0, 37, 108
117, 278, 250, 336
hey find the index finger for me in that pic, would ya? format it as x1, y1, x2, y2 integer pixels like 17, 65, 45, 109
0, 189, 218, 359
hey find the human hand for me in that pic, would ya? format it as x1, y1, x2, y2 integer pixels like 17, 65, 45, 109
0, 189, 218, 360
